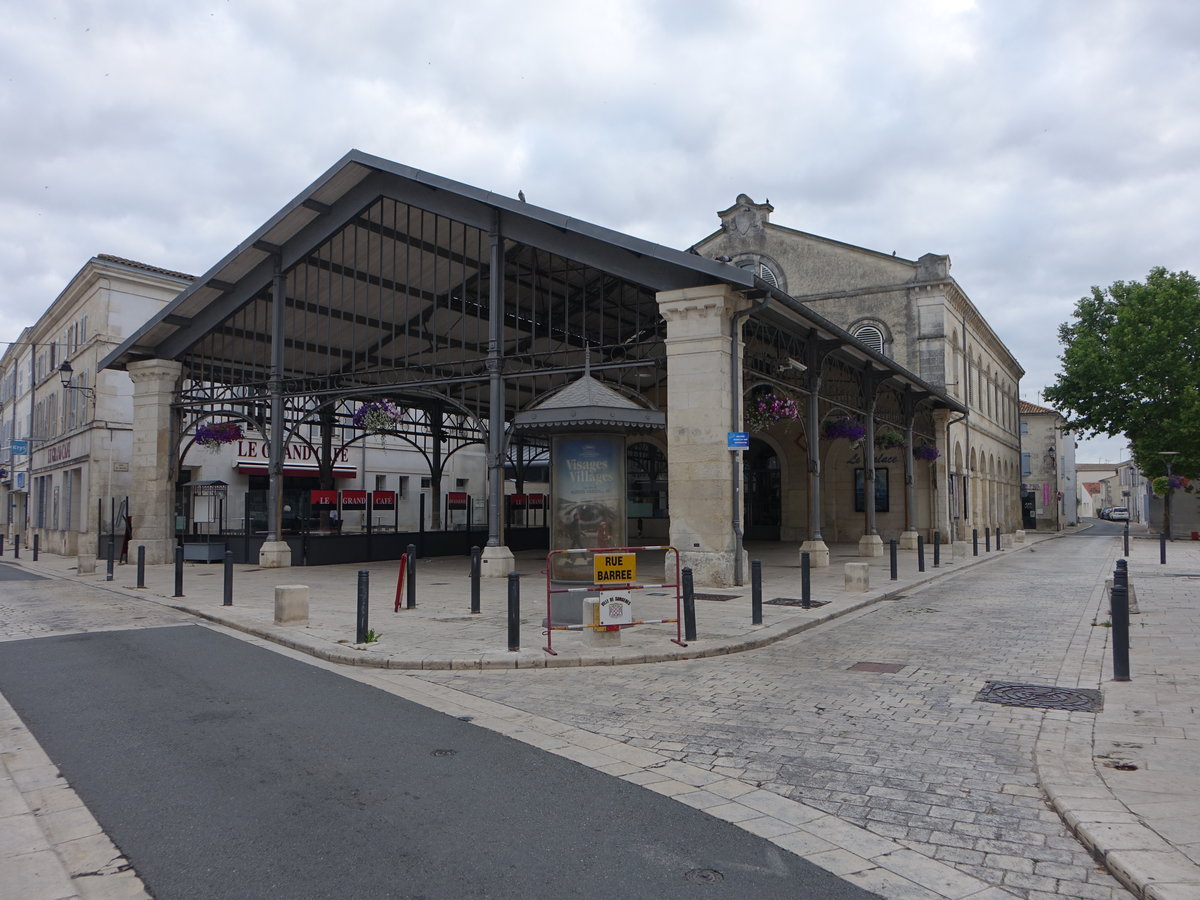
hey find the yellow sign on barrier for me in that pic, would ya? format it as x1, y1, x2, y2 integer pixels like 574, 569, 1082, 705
594, 552, 636, 585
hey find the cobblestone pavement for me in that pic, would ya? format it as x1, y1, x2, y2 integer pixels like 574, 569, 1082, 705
414, 535, 1132, 899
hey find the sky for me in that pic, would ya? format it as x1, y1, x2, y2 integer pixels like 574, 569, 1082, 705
2, 0, 1196, 463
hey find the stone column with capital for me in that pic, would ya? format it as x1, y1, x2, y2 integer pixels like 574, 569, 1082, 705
659, 284, 750, 587
127, 359, 182, 565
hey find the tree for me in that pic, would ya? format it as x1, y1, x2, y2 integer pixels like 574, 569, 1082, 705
1044, 267, 1200, 479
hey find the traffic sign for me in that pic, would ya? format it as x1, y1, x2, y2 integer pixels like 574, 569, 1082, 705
594, 552, 636, 585
11, 440, 28, 455
727, 432, 749, 450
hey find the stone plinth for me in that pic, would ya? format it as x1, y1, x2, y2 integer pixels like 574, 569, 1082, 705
799, 540, 830, 568
77, 555, 96, 575
898, 531, 919, 550
845, 562, 870, 592
481, 545, 515, 578
259, 541, 292, 568
858, 534, 884, 557
581, 597, 621, 647
274, 585, 309, 624
1014, 530, 1026, 544
952, 540, 971, 558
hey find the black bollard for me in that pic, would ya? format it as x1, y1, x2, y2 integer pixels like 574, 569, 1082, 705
889, 539, 898, 581
507, 571, 520, 651
1115, 558, 1128, 593
406, 544, 417, 609
682, 566, 697, 642
933, 531, 941, 568
470, 546, 481, 614
985, 527, 991, 552
996, 525, 1003, 550
1160, 531, 1167, 565
801, 551, 812, 608
1111, 566, 1130, 682
0, 533, 4, 556
32, 533, 39, 561
356, 570, 369, 644
751, 559, 763, 625
13, 534, 19, 558
223, 551, 234, 606
1123, 522, 1129, 557
972, 529, 979, 556
106, 535, 115, 581
917, 534, 925, 573
136, 546, 146, 588
173, 545, 184, 597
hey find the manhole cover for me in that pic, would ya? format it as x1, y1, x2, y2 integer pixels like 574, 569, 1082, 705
848, 661, 905, 673
766, 597, 830, 608
430, 748, 457, 757
683, 869, 724, 884
976, 681, 1103, 712
694, 593, 739, 602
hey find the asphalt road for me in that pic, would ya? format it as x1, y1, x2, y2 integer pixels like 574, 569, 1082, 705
0, 623, 875, 900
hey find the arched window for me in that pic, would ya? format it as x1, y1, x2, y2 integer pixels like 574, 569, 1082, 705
853, 324, 885, 355
731, 253, 785, 292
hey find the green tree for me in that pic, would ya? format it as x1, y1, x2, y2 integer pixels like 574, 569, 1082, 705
1044, 267, 1200, 479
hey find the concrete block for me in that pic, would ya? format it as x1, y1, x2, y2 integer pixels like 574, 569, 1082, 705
952, 541, 971, 558
1014, 529, 1026, 544
274, 584, 309, 624
844, 562, 870, 592
581, 597, 621, 647
77, 555, 96, 574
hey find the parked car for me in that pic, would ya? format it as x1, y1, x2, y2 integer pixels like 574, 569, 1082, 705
1108, 507, 1130, 521
1097, 507, 1111, 520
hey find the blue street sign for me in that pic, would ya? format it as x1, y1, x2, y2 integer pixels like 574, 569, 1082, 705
727, 431, 750, 450
11, 440, 28, 455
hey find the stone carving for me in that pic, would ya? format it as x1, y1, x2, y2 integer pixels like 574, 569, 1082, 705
718, 194, 773, 236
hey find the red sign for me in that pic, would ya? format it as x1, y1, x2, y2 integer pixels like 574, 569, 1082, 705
527, 493, 545, 509
371, 491, 396, 510
447, 491, 468, 510
310, 490, 337, 507
341, 490, 367, 510
509, 493, 527, 508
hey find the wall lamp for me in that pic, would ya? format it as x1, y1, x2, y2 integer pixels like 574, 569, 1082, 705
58, 361, 96, 399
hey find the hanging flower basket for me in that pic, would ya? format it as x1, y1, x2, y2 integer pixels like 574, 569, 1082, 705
875, 427, 905, 449
744, 392, 801, 432
913, 443, 941, 461
353, 399, 403, 434
195, 421, 244, 451
822, 416, 867, 443
1152, 474, 1190, 496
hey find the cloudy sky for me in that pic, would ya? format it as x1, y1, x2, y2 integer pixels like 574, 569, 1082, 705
3, 0, 1196, 462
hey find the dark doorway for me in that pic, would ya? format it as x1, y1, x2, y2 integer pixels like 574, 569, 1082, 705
743, 439, 781, 541
1021, 490, 1036, 530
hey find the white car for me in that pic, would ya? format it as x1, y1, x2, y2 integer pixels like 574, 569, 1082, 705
1108, 507, 1130, 521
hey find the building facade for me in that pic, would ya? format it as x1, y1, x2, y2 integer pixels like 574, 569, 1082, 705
1018, 400, 1078, 530
693, 196, 1024, 543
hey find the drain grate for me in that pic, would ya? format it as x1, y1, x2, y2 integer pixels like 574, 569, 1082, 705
976, 681, 1103, 712
766, 597, 830, 609
848, 661, 906, 673
683, 869, 724, 884
694, 593, 739, 602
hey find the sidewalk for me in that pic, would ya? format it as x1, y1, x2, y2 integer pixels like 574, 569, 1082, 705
3, 527, 1198, 898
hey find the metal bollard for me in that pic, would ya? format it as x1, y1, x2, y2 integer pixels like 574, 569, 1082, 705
801, 551, 811, 608
682, 566, 697, 642
1160, 531, 1167, 565
985, 527, 991, 552
32, 533, 39, 561
0, 534, 4, 556
996, 525, 1003, 550
1111, 565, 1131, 682
470, 546, 481, 614
136, 546, 146, 588
173, 545, 184, 597
406, 544, 417, 609
972, 529, 979, 556
507, 571, 520, 651
917, 534, 925, 572
13, 534, 19, 558
356, 570, 370, 644
223, 551, 234, 606
889, 539, 898, 581
1123, 522, 1129, 557
751, 559, 763, 625
106, 535, 115, 581
933, 531, 941, 568
1114, 558, 1128, 593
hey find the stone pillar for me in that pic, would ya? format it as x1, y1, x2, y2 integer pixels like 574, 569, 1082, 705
127, 359, 182, 565
659, 284, 750, 587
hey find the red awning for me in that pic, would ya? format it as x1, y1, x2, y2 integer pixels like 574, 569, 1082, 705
235, 462, 357, 479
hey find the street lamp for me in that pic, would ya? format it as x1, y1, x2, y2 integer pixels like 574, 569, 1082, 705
1159, 451, 1179, 541
58, 361, 96, 399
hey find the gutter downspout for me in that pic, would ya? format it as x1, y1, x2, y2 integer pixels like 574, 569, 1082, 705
730, 288, 770, 587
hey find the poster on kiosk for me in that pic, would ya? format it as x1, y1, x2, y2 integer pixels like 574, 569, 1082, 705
550, 435, 625, 582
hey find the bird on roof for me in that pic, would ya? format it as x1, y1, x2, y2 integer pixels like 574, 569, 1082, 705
518, 190, 526, 202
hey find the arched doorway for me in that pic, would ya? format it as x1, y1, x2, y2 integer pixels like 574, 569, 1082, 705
743, 439, 781, 540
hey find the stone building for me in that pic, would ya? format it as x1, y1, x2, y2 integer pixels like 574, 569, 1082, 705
693, 196, 1024, 544
1017, 400, 1077, 530
0, 256, 191, 557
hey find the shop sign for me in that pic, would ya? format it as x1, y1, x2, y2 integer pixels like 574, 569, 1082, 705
310, 490, 337, 507
509, 493, 527, 507
527, 493, 545, 509
447, 491, 468, 510
371, 491, 396, 510
236, 440, 351, 462
341, 490, 367, 510
46, 441, 72, 464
